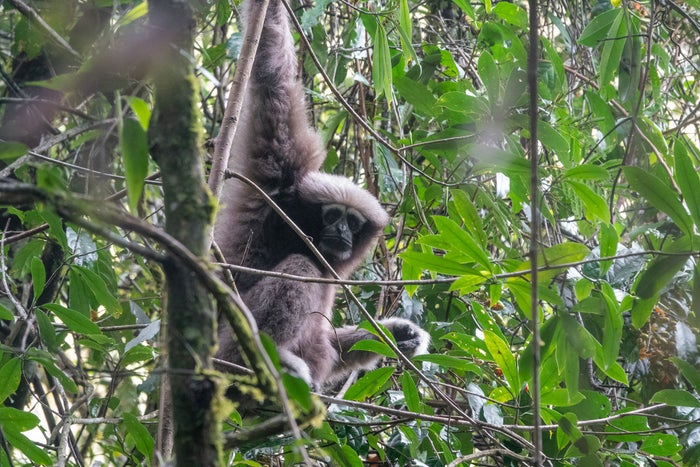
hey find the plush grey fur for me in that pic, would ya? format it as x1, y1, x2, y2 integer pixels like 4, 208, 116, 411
214, 0, 428, 389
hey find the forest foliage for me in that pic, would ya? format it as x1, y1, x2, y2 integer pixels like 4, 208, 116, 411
0, 0, 699, 466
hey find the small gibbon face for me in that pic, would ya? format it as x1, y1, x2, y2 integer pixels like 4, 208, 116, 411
318, 203, 367, 260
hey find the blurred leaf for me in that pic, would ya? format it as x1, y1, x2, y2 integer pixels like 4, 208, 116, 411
71, 266, 121, 316
669, 357, 700, 392
0, 359, 21, 404
565, 180, 610, 222
349, 339, 396, 358
120, 117, 149, 215
30, 256, 46, 301
124, 320, 160, 353
641, 433, 682, 456
478, 52, 499, 104
400, 250, 478, 276
598, 223, 618, 275
0, 141, 28, 160
413, 354, 483, 374
1, 428, 52, 465
598, 10, 627, 87
123, 413, 155, 464
673, 140, 700, 229
623, 166, 693, 236
578, 9, 620, 47
371, 20, 392, 100
492, 2, 527, 28
401, 372, 420, 412
649, 389, 700, 407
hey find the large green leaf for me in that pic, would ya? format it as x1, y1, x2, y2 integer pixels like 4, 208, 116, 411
433, 216, 493, 272
371, 19, 392, 100
123, 413, 155, 464
623, 166, 693, 236
344, 366, 394, 401
120, 117, 149, 215
43, 303, 102, 336
578, 9, 620, 47
483, 330, 520, 395
673, 140, 700, 230
0, 359, 21, 403
598, 9, 627, 87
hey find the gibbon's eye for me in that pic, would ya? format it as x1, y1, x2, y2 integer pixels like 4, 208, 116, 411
346, 208, 366, 233
322, 204, 345, 225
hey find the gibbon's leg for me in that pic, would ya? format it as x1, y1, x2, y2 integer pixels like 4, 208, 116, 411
236, 254, 336, 385
329, 317, 430, 379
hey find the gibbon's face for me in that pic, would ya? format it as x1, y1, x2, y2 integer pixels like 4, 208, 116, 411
318, 203, 367, 261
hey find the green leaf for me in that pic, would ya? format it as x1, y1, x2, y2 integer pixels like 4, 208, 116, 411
394, 76, 435, 116
413, 354, 483, 374
605, 415, 650, 441
72, 265, 122, 316
451, 189, 486, 245
27, 349, 79, 394
0, 359, 22, 403
634, 253, 689, 301
344, 366, 394, 401
673, 140, 700, 229
561, 314, 598, 359
598, 10, 627, 87
120, 117, 149, 215
478, 52, 499, 104
0, 141, 28, 160
669, 357, 700, 392
565, 180, 610, 222
0, 407, 40, 431
435, 92, 489, 115
400, 250, 476, 276
600, 284, 622, 368
43, 303, 101, 335
649, 389, 700, 407
433, 216, 493, 272
1, 428, 52, 465
623, 166, 693, 236
396, 0, 417, 64
35, 309, 58, 351
30, 256, 46, 301
123, 413, 155, 464
492, 2, 527, 28
578, 9, 621, 47
563, 164, 609, 181
598, 223, 618, 275
349, 339, 396, 358
124, 96, 151, 130
372, 20, 392, 100
641, 433, 683, 456
483, 330, 520, 394
0, 303, 12, 320
401, 372, 420, 412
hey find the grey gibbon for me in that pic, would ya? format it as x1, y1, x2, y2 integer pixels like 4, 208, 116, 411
214, 0, 429, 390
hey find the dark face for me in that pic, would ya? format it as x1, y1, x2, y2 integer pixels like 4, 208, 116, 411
318, 203, 367, 260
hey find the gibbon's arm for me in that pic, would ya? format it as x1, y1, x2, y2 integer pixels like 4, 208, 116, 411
230, 0, 325, 190
329, 318, 430, 380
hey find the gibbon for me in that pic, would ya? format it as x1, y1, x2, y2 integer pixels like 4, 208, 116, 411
214, 0, 429, 389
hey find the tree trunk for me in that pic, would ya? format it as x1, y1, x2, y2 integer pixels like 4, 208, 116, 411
147, 1, 220, 465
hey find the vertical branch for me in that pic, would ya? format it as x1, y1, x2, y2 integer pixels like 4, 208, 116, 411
147, 1, 220, 464
208, 0, 270, 201
527, 0, 542, 464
